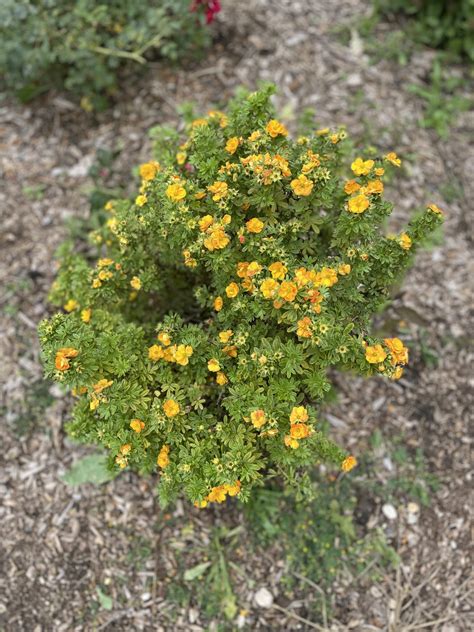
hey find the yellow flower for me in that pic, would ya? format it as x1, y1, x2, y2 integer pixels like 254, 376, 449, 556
338, 264, 351, 275
97, 258, 114, 267
93, 379, 113, 394
207, 485, 227, 503
344, 180, 361, 195
130, 419, 145, 433
219, 330, 233, 343
375, 167, 385, 176
191, 118, 208, 128
130, 276, 141, 290
98, 270, 113, 281
365, 344, 387, 364
225, 481, 241, 497
157, 445, 170, 469
225, 137, 240, 154
247, 261, 262, 277
148, 344, 164, 361
384, 152, 401, 167
216, 371, 228, 385
166, 183, 187, 202
225, 282, 239, 298
290, 406, 309, 423
92, 278, 102, 289
268, 261, 287, 280
208, 359, 221, 372
398, 233, 412, 250
266, 119, 288, 138
208, 181, 228, 201
175, 344, 193, 366
290, 174, 313, 196
427, 203, 443, 215
250, 409, 266, 429
341, 456, 357, 472
81, 307, 92, 324
214, 296, 223, 311
278, 281, 298, 302
135, 194, 147, 207
284, 435, 299, 449
64, 299, 78, 312
259, 278, 279, 299
176, 151, 187, 165
139, 161, 160, 181
351, 157, 374, 176
248, 130, 261, 142
195, 191, 206, 200
163, 399, 180, 417
199, 215, 214, 232
246, 218, 264, 233
348, 194, 370, 214
158, 332, 171, 346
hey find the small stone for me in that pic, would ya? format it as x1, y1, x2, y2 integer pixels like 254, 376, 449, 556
141, 592, 151, 602
254, 587, 273, 608
382, 503, 397, 520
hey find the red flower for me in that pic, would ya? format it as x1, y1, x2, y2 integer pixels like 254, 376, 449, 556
191, 0, 221, 24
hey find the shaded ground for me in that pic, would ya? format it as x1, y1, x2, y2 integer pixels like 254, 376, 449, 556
1, 1, 472, 630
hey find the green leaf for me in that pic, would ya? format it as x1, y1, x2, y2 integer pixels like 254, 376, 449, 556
62, 453, 115, 486
183, 561, 211, 581
96, 587, 113, 611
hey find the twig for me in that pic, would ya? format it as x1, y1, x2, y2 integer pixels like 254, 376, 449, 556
272, 603, 327, 631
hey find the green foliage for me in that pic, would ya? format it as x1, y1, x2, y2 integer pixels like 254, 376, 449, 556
374, 0, 474, 60
0, 0, 216, 107
38, 86, 443, 507
408, 58, 472, 137
62, 452, 117, 485
246, 470, 398, 588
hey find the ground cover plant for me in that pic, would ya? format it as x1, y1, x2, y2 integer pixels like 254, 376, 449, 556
0, 0, 220, 107
38, 85, 444, 508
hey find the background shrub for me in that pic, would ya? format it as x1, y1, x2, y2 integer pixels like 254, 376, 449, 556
375, 0, 474, 60
0, 0, 219, 106
39, 85, 443, 507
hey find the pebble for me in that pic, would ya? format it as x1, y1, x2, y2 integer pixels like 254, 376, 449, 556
382, 503, 398, 520
254, 587, 273, 608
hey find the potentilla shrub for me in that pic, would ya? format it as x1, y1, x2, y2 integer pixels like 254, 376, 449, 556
39, 86, 444, 507
0, 0, 220, 106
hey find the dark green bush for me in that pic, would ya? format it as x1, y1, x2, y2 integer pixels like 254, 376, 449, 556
375, 0, 474, 60
0, 0, 218, 106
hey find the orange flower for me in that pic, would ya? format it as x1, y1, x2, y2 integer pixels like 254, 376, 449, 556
246, 218, 264, 233
93, 379, 113, 394
296, 317, 312, 338
268, 261, 287, 280
157, 445, 170, 469
290, 423, 311, 439
344, 180, 361, 195
278, 281, 298, 302
55, 347, 79, 371
130, 419, 145, 433
163, 399, 180, 417
384, 337, 408, 365
214, 296, 223, 311
398, 233, 412, 250
341, 456, 357, 472
208, 181, 228, 201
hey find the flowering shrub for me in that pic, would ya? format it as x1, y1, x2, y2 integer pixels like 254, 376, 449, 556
0, 0, 219, 106
39, 86, 444, 506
